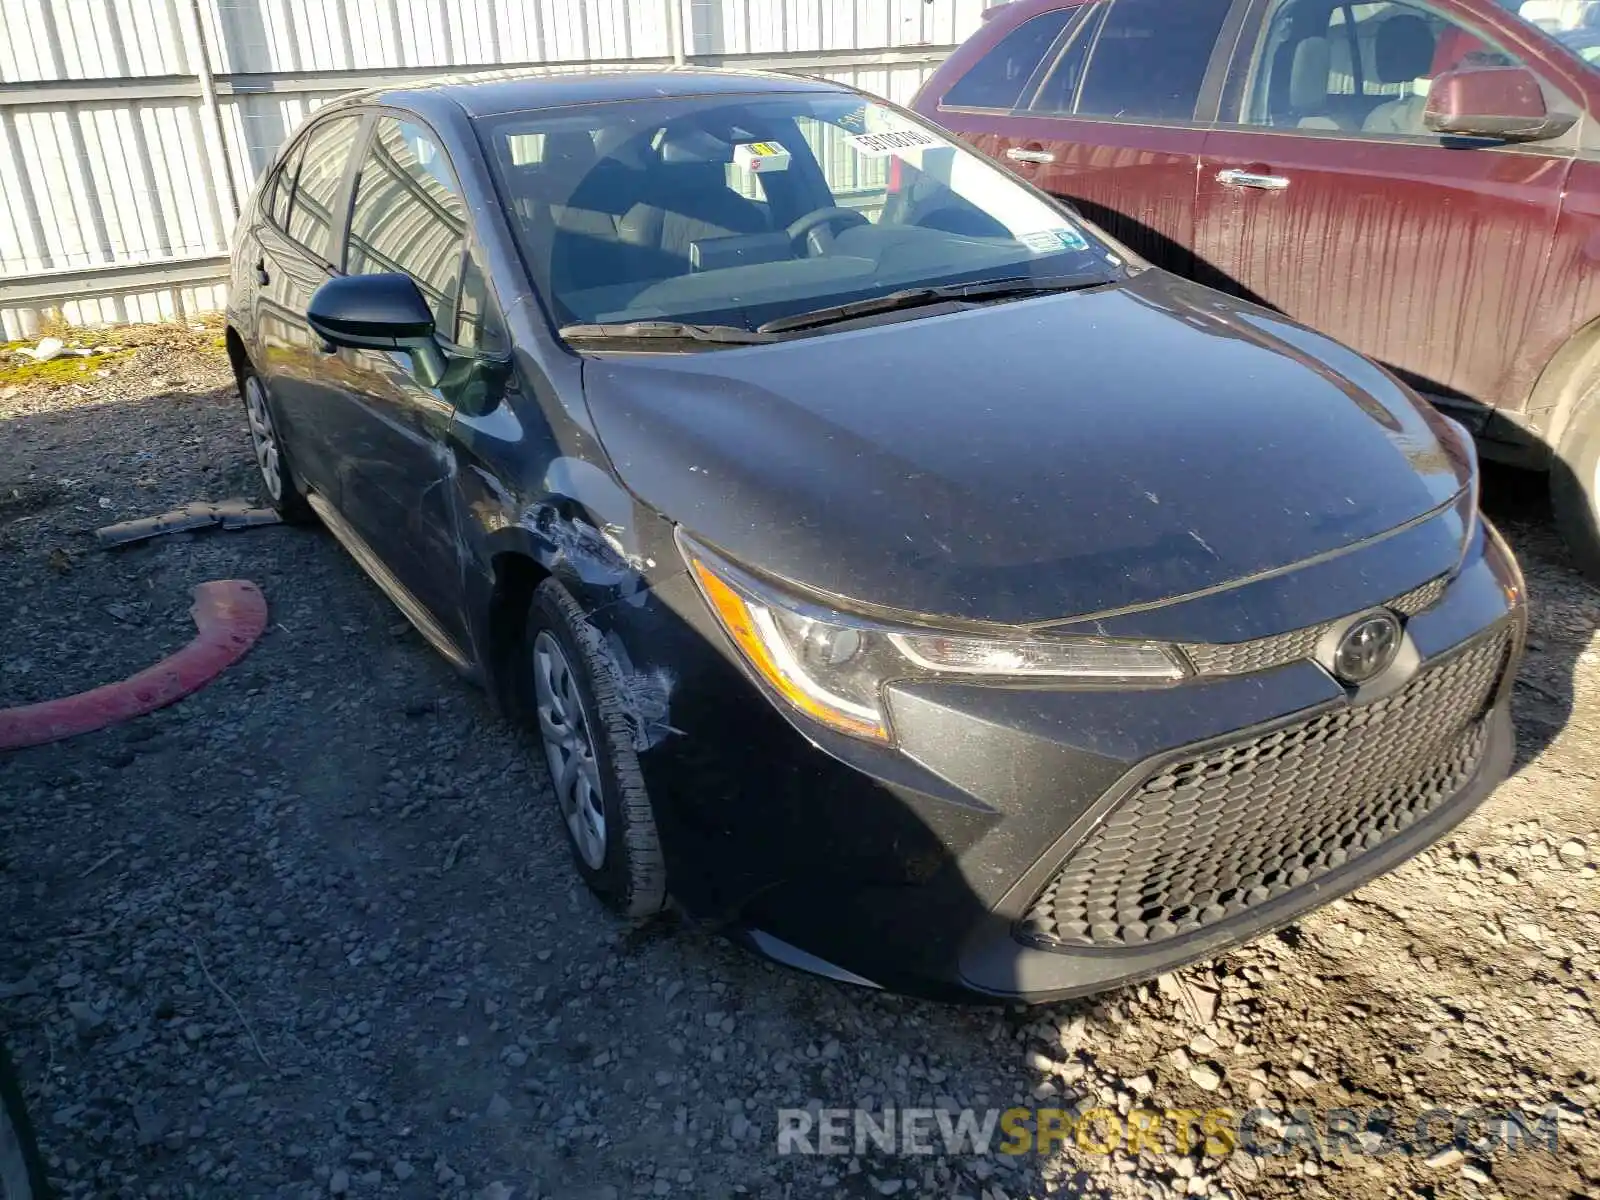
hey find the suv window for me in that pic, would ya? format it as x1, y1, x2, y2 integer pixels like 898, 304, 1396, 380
1240, 0, 1519, 134
347, 118, 469, 335
943, 9, 1076, 110
1072, 0, 1234, 121
285, 115, 361, 262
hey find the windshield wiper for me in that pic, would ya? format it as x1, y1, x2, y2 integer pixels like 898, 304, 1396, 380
559, 320, 777, 345
755, 273, 1113, 335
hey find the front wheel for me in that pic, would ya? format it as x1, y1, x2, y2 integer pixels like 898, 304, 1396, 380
0, 1043, 49, 1200
524, 579, 667, 918
1551, 379, 1600, 583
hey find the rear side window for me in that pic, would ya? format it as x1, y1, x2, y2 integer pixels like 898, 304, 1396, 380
1074, 0, 1234, 121
346, 118, 468, 333
285, 115, 361, 262
943, 9, 1076, 110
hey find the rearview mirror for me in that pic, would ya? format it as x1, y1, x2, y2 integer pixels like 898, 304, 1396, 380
307, 273, 447, 386
1424, 65, 1576, 142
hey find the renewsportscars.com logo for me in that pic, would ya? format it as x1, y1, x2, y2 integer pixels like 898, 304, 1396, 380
776, 1104, 1565, 1160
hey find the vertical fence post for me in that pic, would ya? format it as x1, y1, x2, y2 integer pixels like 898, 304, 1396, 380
666, 0, 686, 64
176, 0, 239, 249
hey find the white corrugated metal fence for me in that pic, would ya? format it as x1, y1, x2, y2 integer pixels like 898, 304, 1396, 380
0, 0, 995, 336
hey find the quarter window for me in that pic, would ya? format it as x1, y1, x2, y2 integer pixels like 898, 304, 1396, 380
347, 118, 468, 334
285, 115, 361, 262
942, 9, 1076, 110
1072, 0, 1234, 121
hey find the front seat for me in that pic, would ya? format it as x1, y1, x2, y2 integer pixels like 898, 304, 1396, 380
1287, 36, 1343, 129
1362, 16, 1438, 135
617, 129, 772, 274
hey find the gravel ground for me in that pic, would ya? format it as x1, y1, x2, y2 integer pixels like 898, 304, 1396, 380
1, 324, 1597, 1200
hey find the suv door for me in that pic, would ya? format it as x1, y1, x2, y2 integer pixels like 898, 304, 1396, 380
252, 112, 366, 499
931, 0, 1243, 274
332, 114, 509, 643
1196, 0, 1577, 416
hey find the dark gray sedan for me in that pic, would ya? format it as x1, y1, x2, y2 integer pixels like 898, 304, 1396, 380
224, 67, 1524, 1002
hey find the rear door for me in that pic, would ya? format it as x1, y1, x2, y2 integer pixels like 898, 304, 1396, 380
252, 112, 366, 499
1195, 0, 1575, 412
960, 0, 1243, 275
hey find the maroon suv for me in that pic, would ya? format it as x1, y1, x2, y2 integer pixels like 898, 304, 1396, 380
915, 0, 1600, 578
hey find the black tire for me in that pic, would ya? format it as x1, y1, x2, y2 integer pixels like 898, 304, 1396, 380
524, 579, 667, 917
1551, 377, 1600, 584
237, 361, 314, 524
0, 1042, 49, 1200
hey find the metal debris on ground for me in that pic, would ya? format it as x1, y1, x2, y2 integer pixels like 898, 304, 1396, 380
95, 499, 281, 548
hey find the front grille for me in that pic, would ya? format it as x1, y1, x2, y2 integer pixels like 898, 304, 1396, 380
1179, 574, 1451, 677
1389, 575, 1449, 616
1020, 626, 1510, 950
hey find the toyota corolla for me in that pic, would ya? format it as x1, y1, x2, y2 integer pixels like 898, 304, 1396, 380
224, 67, 1525, 1002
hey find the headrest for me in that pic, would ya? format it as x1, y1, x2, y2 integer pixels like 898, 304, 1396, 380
1289, 37, 1331, 110
1375, 16, 1435, 84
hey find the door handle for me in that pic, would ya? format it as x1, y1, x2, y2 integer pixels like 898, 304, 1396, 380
254, 258, 270, 285
1006, 146, 1055, 165
1217, 168, 1290, 191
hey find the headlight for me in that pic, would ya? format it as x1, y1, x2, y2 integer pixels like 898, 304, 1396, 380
678, 532, 1185, 742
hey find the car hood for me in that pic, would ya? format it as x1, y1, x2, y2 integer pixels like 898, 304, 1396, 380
580, 270, 1472, 626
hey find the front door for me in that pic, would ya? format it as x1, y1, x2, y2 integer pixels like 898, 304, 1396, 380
1196, 0, 1575, 412
329, 115, 500, 640
977, 0, 1242, 275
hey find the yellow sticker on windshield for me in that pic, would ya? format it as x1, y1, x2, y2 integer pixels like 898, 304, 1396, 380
733, 141, 792, 172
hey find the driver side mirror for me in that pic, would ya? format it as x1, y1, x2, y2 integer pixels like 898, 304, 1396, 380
1424, 65, 1577, 142
307, 273, 448, 387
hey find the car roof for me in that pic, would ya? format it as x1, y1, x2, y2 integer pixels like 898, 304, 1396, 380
322, 65, 848, 122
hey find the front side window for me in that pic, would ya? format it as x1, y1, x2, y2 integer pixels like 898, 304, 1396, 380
942, 9, 1077, 110
1240, 0, 1521, 135
285, 115, 361, 262
346, 118, 468, 333
485, 93, 1119, 333
1500, 0, 1600, 67
1073, 0, 1235, 121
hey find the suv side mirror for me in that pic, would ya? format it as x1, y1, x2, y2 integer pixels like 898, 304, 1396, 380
308, 273, 447, 386
1424, 65, 1577, 142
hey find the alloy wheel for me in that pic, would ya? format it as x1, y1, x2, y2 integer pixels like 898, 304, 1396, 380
533, 631, 607, 870
243, 376, 282, 503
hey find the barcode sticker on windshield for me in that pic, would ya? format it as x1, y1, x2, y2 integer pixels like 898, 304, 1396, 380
848, 128, 941, 157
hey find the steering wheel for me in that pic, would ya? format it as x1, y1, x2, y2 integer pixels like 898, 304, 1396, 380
786, 206, 871, 256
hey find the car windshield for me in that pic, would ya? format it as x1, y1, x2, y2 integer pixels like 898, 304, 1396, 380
1501, 0, 1600, 64
480, 91, 1120, 333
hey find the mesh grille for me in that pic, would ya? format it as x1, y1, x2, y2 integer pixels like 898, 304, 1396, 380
1389, 575, 1449, 616
1179, 575, 1451, 677
1020, 627, 1510, 950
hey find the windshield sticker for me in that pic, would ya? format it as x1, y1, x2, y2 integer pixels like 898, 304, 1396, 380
1019, 227, 1091, 255
847, 128, 941, 157
733, 141, 792, 172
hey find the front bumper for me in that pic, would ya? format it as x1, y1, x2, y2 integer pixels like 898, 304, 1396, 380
689, 516, 1525, 1003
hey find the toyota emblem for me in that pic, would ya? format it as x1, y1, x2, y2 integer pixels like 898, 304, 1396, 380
1332, 612, 1402, 684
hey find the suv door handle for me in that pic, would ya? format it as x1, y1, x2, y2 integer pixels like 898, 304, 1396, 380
1006, 146, 1055, 165
1217, 168, 1290, 191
